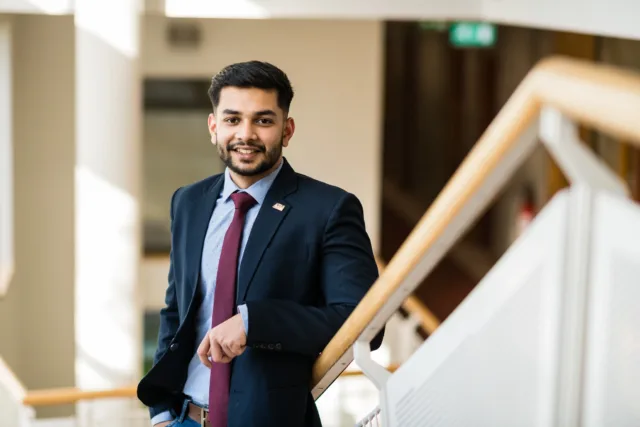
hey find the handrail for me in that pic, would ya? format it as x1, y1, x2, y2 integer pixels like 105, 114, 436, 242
23, 385, 138, 407
20, 365, 398, 407
376, 256, 440, 335
310, 56, 640, 397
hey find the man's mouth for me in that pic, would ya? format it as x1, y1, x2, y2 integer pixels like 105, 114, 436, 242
234, 147, 259, 154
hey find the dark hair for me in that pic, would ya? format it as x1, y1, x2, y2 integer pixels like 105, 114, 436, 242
208, 61, 294, 113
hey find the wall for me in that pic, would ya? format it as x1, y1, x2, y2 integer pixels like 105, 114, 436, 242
141, 256, 171, 311
142, 17, 383, 253
7, 14, 75, 418
143, 111, 224, 250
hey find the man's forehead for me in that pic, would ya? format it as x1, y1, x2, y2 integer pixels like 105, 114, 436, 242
218, 87, 280, 112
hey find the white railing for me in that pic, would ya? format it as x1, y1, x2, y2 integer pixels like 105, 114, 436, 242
352, 57, 640, 426
355, 406, 382, 427
0, 357, 34, 427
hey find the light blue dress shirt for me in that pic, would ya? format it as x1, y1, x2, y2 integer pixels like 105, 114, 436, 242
151, 161, 283, 426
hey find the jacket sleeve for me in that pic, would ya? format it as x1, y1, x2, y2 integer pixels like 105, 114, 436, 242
244, 192, 384, 356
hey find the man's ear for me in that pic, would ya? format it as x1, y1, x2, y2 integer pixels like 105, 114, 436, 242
282, 117, 295, 148
208, 113, 217, 144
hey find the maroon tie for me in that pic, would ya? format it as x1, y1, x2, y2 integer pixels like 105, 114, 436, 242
209, 191, 256, 426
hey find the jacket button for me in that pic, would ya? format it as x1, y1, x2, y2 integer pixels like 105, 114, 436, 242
170, 343, 179, 352
267, 344, 274, 350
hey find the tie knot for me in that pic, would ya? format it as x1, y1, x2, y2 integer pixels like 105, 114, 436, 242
231, 191, 257, 213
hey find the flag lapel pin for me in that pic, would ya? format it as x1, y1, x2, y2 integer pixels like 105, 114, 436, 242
272, 203, 285, 212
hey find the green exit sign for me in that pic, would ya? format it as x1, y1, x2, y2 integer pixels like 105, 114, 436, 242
449, 22, 496, 48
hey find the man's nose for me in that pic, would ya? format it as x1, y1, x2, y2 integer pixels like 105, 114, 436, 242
235, 120, 257, 141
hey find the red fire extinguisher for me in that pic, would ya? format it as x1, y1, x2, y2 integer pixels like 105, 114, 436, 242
516, 185, 536, 237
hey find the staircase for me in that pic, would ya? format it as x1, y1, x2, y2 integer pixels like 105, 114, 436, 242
350, 57, 640, 426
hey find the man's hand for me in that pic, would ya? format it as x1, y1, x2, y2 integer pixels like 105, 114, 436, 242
153, 421, 173, 427
197, 314, 247, 367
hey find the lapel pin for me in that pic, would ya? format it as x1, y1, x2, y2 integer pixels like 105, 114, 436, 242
272, 203, 285, 212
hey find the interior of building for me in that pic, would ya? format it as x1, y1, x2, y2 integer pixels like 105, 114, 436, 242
1, 1, 640, 426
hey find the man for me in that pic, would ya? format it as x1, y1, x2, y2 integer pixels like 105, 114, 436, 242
137, 61, 383, 427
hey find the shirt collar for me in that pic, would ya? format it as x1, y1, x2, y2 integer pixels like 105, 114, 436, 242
220, 158, 284, 206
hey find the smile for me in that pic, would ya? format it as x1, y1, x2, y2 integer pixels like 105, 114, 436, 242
235, 148, 259, 154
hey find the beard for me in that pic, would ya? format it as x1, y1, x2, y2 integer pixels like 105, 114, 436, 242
216, 135, 283, 177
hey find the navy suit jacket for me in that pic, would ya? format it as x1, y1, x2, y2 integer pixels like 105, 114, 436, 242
137, 159, 383, 427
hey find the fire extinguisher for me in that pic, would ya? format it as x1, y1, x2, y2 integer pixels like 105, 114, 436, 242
516, 185, 536, 238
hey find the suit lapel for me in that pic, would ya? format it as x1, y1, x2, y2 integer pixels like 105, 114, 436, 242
187, 175, 224, 301
237, 159, 298, 303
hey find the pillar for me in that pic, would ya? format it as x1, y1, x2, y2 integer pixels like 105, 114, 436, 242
0, 18, 13, 299
0, 17, 16, 368
11, 14, 76, 419
74, 0, 142, 423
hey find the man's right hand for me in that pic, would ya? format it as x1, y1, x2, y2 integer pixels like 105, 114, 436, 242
153, 421, 174, 427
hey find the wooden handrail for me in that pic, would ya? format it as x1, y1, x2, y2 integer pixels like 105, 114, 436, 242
22, 385, 138, 407
20, 365, 397, 407
310, 56, 640, 395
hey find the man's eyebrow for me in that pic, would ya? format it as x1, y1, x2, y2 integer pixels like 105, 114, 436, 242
254, 110, 277, 117
220, 109, 277, 117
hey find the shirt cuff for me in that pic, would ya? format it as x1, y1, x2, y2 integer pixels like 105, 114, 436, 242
238, 304, 249, 334
151, 411, 173, 426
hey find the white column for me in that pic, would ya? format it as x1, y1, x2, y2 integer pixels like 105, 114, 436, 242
74, 1, 142, 423
0, 18, 13, 299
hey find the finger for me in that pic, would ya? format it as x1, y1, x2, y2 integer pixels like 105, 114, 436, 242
197, 336, 212, 368
210, 337, 225, 363
229, 341, 245, 356
221, 342, 236, 359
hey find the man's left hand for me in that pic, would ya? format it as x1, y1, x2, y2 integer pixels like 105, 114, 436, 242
197, 314, 247, 367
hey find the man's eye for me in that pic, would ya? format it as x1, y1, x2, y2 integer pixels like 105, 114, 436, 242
256, 118, 273, 125
224, 117, 239, 124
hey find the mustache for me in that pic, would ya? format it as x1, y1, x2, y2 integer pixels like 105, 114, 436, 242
227, 141, 265, 152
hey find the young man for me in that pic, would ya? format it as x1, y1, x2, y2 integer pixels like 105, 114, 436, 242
137, 61, 382, 427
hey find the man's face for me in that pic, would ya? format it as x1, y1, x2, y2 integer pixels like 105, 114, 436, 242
208, 87, 294, 178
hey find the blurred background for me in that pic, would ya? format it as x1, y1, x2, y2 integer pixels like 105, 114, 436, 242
1, 1, 640, 426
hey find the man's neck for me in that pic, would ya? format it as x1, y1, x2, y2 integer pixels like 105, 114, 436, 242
229, 157, 283, 189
